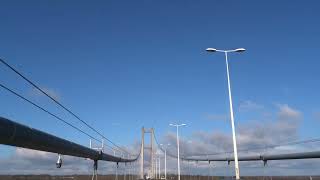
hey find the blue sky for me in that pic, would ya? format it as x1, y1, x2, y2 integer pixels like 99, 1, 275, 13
1, 0, 320, 175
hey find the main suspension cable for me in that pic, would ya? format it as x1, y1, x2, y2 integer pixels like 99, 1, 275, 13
0, 58, 131, 156
0, 82, 106, 145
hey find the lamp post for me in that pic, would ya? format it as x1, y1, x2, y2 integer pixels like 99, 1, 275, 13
169, 123, 186, 180
155, 155, 159, 179
206, 48, 245, 180
160, 143, 170, 180
155, 156, 158, 179
158, 155, 161, 179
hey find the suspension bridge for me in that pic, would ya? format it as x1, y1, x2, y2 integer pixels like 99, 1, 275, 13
1, 58, 320, 180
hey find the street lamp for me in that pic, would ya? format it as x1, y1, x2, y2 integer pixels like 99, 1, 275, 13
169, 123, 186, 180
206, 48, 245, 180
158, 155, 161, 179
160, 143, 170, 180
155, 152, 161, 179
155, 155, 158, 179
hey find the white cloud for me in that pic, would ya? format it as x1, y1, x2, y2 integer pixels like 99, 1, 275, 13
0, 148, 92, 175
16, 148, 52, 160
157, 104, 320, 176
238, 100, 264, 112
277, 104, 301, 120
0, 146, 137, 175
1, 103, 318, 176
183, 104, 301, 156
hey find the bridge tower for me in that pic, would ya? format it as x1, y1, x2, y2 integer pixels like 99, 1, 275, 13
140, 127, 155, 179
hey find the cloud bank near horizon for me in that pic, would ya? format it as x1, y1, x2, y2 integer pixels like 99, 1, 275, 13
1, 103, 320, 176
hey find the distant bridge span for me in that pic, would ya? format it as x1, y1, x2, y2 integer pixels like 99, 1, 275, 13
155, 133, 320, 165
182, 151, 320, 164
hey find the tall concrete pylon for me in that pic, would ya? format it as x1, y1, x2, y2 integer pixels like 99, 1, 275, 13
140, 127, 155, 179
140, 127, 145, 179
151, 128, 154, 178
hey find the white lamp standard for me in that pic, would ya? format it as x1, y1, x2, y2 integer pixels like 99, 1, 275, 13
155, 156, 158, 179
169, 123, 186, 180
158, 155, 161, 179
160, 143, 170, 180
155, 153, 160, 179
206, 47, 245, 180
